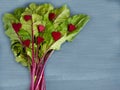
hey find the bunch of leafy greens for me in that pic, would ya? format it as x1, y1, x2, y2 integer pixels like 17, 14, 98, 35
3, 3, 90, 90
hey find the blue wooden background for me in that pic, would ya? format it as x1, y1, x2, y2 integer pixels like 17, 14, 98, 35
0, 0, 120, 90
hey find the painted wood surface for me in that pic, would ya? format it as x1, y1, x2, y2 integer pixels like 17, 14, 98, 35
0, 0, 120, 90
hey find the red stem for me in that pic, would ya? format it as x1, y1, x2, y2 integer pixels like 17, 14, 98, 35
43, 73, 46, 90
30, 20, 36, 90
39, 72, 46, 90
34, 50, 54, 90
29, 17, 54, 90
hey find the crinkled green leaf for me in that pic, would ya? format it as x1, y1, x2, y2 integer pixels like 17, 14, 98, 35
29, 3, 37, 11
56, 22, 68, 34
16, 55, 28, 67
21, 25, 31, 36
36, 3, 54, 15
11, 41, 22, 56
32, 14, 42, 23
20, 16, 31, 35
23, 3, 38, 14
3, 14, 19, 40
5, 28, 19, 41
26, 48, 32, 58
32, 14, 43, 37
66, 14, 90, 41
14, 8, 25, 20
53, 5, 70, 25
18, 29, 31, 40
11, 41, 30, 67
50, 34, 67, 50
41, 21, 54, 44
3, 13, 18, 23
3, 13, 18, 30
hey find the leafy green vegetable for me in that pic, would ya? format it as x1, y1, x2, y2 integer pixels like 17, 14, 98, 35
3, 3, 90, 90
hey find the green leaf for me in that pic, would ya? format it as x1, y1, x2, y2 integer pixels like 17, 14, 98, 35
22, 3, 38, 14
53, 5, 70, 25
66, 14, 90, 41
14, 8, 25, 20
36, 3, 54, 15
29, 3, 37, 11
3, 14, 20, 41
3, 13, 18, 30
55, 22, 68, 34
32, 14, 43, 37
16, 55, 28, 67
20, 16, 31, 35
18, 29, 31, 40
11, 41, 22, 56
50, 34, 67, 50
3, 13, 18, 23
26, 48, 32, 58
32, 14, 42, 23
5, 28, 19, 41
11, 40, 31, 67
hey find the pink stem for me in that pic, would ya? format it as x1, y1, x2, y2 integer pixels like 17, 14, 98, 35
39, 72, 46, 90
35, 64, 44, 90
42, 72, 46, 90
34, 50, 54, 90
43, 73, 46, 90
30, 20, 36, 90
